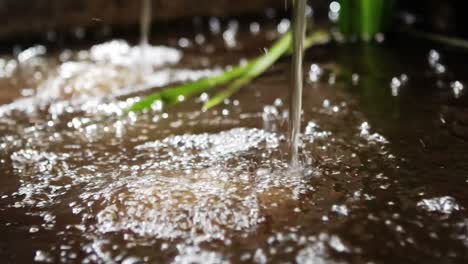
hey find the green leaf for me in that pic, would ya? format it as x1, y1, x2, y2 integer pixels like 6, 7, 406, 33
126, 59, 254, 112
127, 30, 330, 113
402, 28, 468, 50
204, 31, 330, 110
338, 0, 395, 41
203, 32, 292, 109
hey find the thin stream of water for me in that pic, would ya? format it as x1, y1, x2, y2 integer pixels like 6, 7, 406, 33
140, 0, 152, 72
289, 0, 307, 167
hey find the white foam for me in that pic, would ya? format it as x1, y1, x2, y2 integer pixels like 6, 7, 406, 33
417, 196, 463, 214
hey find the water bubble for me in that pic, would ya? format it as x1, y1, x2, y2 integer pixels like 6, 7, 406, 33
400, 74, 409, 83
249, 22, 261, 35
150, 100, 163, 111
209, 17, 221, 34
417, 196, 462, 214
296, 234, 348, 264
195, 34, 206, 45
328, 1, 340, 22
359, 122, 370, 135
305, 5, 314, 17
199, 93, 209, 102
451, 81, 464, 98
90, 40, 181, 68
121, 257, 141, 264
390, 77, 402, 97
331, 204, 349, 216
329, 1, 341, 13
427, 49, 447, 74
375, 33, 385, 43
262, 106, 281, 131
277, 19, 291, 34
328, 235, 350, 253
18, 45, 47, 63
34, 250, 53, 263
434, 63, 446, 74
328, 73, 337, 85
0, 58, 18, 78
359, 122, 388, 144
351, 73, 360, 85
178, 38, 192, 48
253, 248, 267, 264
29, 226, 40, 233
223, 27, 238, 49
428, 49, 440, 66
309, 64, 322, 83
274, 98, 283, 107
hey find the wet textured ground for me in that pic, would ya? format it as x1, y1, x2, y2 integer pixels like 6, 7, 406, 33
0, 19, 468, 263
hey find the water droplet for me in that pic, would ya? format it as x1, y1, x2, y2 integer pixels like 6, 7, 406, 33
451, 81, 464, 98
209, 17, 221, 34
428, 49, 440, 66
390, 77, 402, 97
309, 64, 322, 83
417, 196, 462, 214
250, 22, 261, 35
34, 250, 53, 262
331, 204, 349, 216
29, 226, 40, 233
277, 19, 291, 34
352, 73, 360, 85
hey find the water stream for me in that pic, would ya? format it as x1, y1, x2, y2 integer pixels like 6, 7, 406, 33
140, 0, 152, 73
289, 0, 307, 167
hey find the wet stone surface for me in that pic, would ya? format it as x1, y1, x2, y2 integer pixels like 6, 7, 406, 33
0, 24, 468, 263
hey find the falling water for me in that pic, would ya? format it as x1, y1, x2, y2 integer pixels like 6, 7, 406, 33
140, 0, 152, 72
289, 0, 307, 167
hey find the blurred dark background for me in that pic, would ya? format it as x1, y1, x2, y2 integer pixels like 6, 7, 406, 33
399, 0, 468, 38
0, 0, 467, 45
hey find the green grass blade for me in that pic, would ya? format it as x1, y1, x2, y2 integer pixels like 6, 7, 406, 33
338, 0, 352, 38
126, 59, 255, 112
128, 30, 330, 113
339, 0, 394, 41
286, 30, 330, 54
202, 77, 252, 110
204, 32, 292, 109
204, 30, 330, 110
402, 28, 468, 50
128, 33, 291, 113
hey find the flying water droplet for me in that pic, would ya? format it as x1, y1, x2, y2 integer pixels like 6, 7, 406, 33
390, 77, 402, 97
309, 64, 322, 83
451, 81, 464, 98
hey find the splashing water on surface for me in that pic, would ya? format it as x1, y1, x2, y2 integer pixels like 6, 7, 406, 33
0, 64, 395, 262
0, 40, 396, 260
